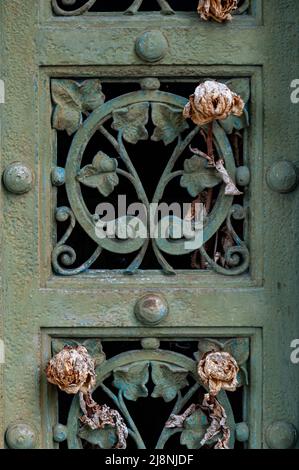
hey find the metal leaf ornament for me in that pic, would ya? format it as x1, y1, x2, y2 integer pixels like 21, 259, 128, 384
46, 345, 128, 449
197, 0, 238, 23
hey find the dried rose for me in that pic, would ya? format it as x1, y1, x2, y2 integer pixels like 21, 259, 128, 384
198, 351, 239, 396
197, 0, 238, 23
183, 80, 244, 126
46, 345, 96, 394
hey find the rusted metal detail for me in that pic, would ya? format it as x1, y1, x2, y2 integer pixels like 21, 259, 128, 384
45, 345, 96, 394
197, 0, 238, 23
183, 80, 244, 126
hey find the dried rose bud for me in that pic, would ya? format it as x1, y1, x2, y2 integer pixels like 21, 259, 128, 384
183, 80, 244, 126
198, 351, 239, 396
46, 345, 96, 394
197, 0, 238, 23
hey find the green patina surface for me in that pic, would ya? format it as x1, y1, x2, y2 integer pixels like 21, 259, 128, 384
0, 0, 299, 449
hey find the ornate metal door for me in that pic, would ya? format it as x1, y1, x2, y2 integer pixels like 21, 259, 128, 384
1, 0, 299, 450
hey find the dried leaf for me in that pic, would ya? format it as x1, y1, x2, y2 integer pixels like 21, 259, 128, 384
183, 80, 244, 126
197, 0, 238, 23
80, 392, 128, 449
200, 394, 230, 449
215, 159, 242, 196
198, 351, 239, 396
46, 345, 96, 394
166, 404, 199, 428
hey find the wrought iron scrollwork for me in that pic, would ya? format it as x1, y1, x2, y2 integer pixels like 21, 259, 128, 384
51, 78, 250, 275
50, 338, 250, 449
51, 0, 250, 16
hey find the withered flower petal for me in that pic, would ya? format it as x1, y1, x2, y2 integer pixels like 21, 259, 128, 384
198, 0, 238, 23
198, 351, 239, 396
201, 393, 230, 449
183, 80, 244, 126
165, 404, 199, 429
46, 345, 96, 394
80, 392, 128, 449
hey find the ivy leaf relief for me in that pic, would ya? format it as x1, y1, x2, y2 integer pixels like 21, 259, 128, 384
78, 426, 117, 449
77, 151, 119, 197
151, 362, 189, 402
220, 78, 250, 134
113, 361, 149, 401
151, 103, 189, 145
220, 109, 249, 135
51, 79, 105, 136
224, 338, 250, 366
112, 103, 150, 144
180, 409, 211, 449
180, 156, 222, 197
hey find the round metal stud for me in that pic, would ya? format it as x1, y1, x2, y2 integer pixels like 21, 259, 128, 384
265, 421, 298, 449
135, 293, 169, 325
3, 162, 34, 194
235, 422, 249, 442
141, 338, 161, 350
140, 78, 161, 90
267, 160, 298, 193
135, 31, 168, 63
51, 167, 65, 187
236, 166, 250, 187
53, 424, 68, 443
5, 422, 37, 449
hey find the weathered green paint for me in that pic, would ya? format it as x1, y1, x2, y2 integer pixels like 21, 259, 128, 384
0, 0, 298, 450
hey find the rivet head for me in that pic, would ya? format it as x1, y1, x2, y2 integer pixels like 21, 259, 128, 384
3, 162, 34, 194
236, 166, 250, 187
266, 421, 298, 449
51, 167, 65, 187
141, 338, 160, 350
135, 293, 169, 325
5, 423, 37, 449
267, 160, 298, 193
135, 31, 168, 63
235, 422, 249, 442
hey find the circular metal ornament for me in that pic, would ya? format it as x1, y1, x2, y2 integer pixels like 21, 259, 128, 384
135, 293, 169, 325
5, 422, 37, 449
135, 31, 168, 63
65, 90, 236, 256
266, 421, 298, 449
267, 160, 298, 194
3, 162, 34, 194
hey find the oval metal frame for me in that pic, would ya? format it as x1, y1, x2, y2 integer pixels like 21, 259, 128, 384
65, 90, 235, 255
